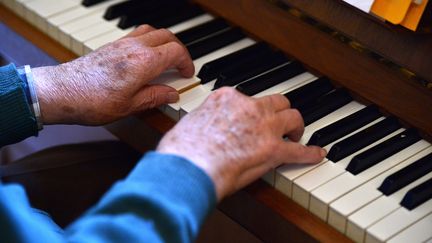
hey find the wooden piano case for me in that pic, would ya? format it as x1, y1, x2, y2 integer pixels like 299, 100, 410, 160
2, 0, 432, 241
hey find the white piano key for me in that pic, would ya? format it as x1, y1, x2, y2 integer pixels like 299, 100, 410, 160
73, 6, 214, 56
58, 8, 109, 48
387, 212, 432, 243
25, 0, 80, 31
2, 0, 17, 13
4, 0, 34, 17
328, 146, 432, 233
180, 91, 208, 118
168, 13, 214, 34
163, 80, 214, 121
71, 21, 118, 55
150, 38, 256, 95
300, 102, 368, 145
309, 138, 429, 222
168, 72, 316, 121
275, 101, 366, 198
47, 6, 92, 40
179, 69, 317, 120
253, 72, 317, 98
1, 0, 15, 11
345, 153, 432, 242
292, 117, 388, 209
70, 3, 210, 56
46, 0, 123, 40
83, 28, 127, 53
366, 199, 432, 243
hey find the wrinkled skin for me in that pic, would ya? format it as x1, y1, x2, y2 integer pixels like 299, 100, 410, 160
158, 88, 326, 201
33, 25, 194, 125
33, 25, 325, 202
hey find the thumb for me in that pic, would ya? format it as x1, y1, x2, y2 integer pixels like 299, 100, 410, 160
133, 84, 179, 110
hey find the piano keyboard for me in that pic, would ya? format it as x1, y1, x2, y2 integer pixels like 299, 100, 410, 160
2, 1, 431, 242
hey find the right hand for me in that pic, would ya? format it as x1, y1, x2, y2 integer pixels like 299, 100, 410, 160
157, 87, 326, 201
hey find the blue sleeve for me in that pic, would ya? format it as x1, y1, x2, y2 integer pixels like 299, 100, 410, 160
0, 152, 217, 243
0, 63, 38, 147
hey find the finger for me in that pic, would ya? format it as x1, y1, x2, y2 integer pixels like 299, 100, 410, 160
122, 24, 156, 39
152, 41, 195, 78
256, 94, 291, 112
236, 163, 275, 191
137, 28, 183, 47
277, 142, 327, 164
276, 108, 304, 142
132, 84, 179, 110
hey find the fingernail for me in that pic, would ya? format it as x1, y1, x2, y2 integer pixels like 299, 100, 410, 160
167, 92, 179, 103
320, 148, 327, 157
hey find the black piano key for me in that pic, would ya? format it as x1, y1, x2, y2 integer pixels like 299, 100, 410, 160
284, 77, 334, 110
118, 1, 191, 29
327, 117, 401, 162
187, 28, 246, 60
197, 42, 272, 84
236, 61, 306, 96
379, 153, 432, 196
214, 51, 290, 89
301, 89, 352, 126
82, 0, 109, 7
346, 129, 421, 175
307, 105, 381, 147
176, 19, 230, 46
104, 1, 158, 21
146, 5, 205, 29
400, 177, 432, 210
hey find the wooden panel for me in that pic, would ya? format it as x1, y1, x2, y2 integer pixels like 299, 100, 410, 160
194, 0, 432, 137
219, 180, 352, 243
281, 0, 432, 83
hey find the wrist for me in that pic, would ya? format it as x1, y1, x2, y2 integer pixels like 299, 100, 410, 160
32, 65, 75, 124
17, 65, 43, 131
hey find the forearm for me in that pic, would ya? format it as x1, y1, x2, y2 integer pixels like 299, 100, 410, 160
0, 152, 216, 243
64, 152, 216, 243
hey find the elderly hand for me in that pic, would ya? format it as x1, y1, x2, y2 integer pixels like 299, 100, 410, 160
33, 25, 194, 125
157, 88, 326, 201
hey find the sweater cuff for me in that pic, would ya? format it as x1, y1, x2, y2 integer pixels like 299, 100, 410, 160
82, 152, 217, 242
0, 64, 38, 146
128, 151, 217, 223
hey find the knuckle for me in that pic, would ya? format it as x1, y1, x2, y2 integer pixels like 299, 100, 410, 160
158, 28, 174, 37
210, 87, 239, 101
281, 94, 291, 107
290, 109, 304, 124
144, 90, 159, 108
171, 41, 185, 52
137, 24, 152, 31
218, 86, 234, 94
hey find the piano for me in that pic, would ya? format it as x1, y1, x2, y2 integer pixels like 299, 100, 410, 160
1, 0, 432, 242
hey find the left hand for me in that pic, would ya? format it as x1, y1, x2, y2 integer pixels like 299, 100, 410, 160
33, 25, 194, 125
